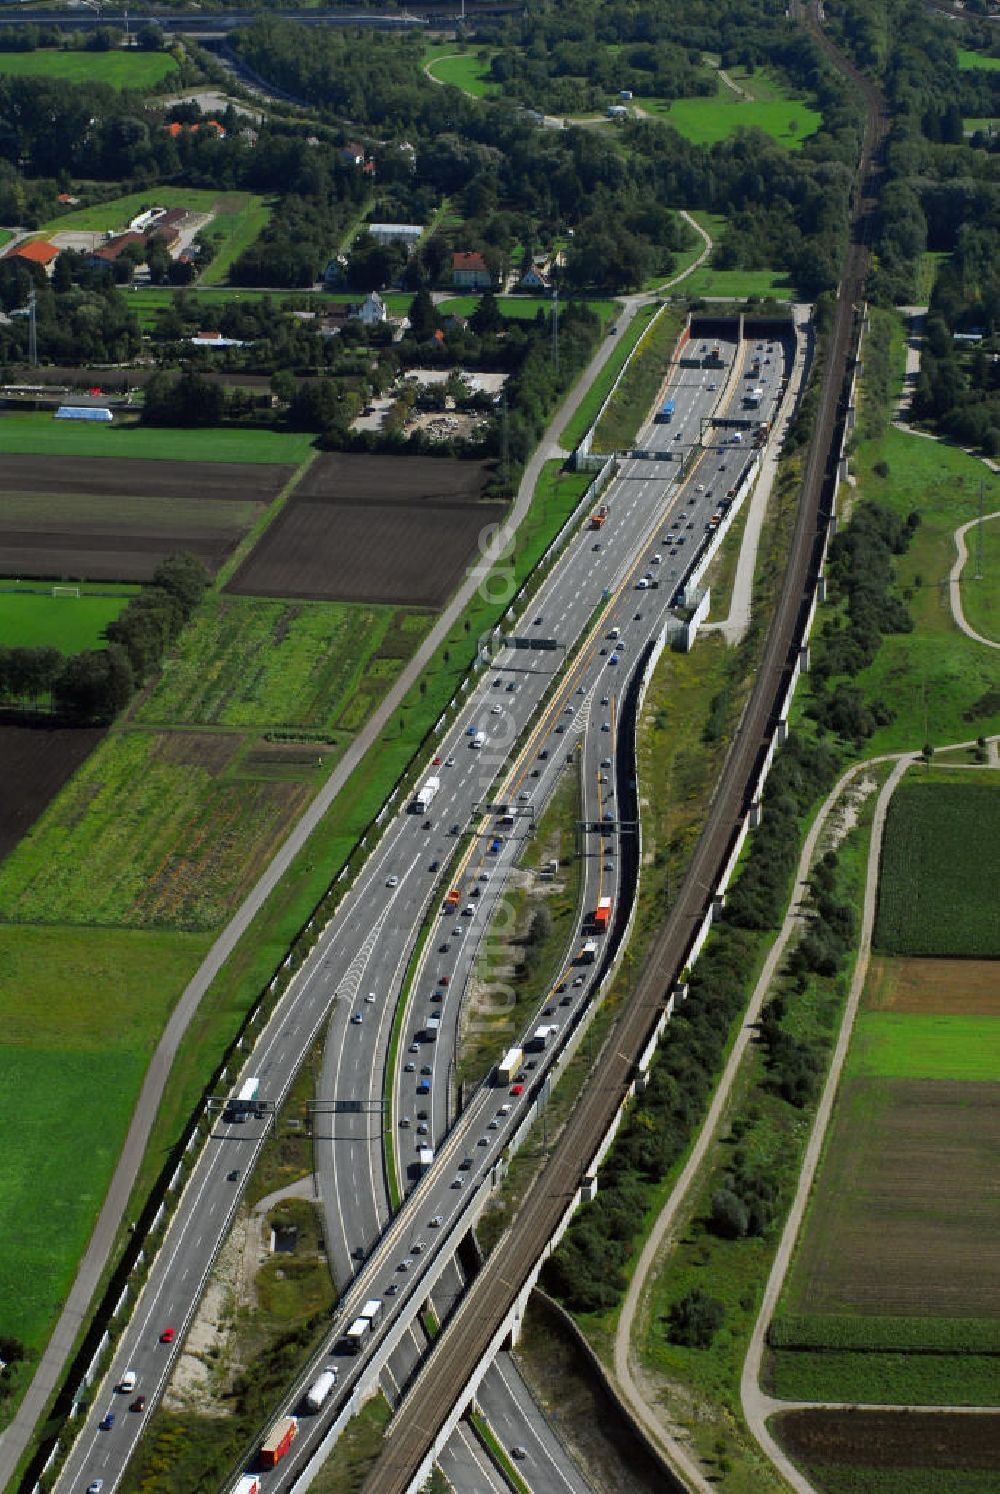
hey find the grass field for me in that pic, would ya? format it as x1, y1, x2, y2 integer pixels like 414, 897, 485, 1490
0, 48, 177, 90
0, 585, 136, 653
423, 44, 498, 96
769, 1346, 1000, 1405
637, 69, 822, 148
874, 776, 1000, 957
679, 266, 794, 301
198, 196, 274, 287
0, 729, 324, 931
435, 294, 618, 324
134, 598, 430, 733
798, 419, 1000, 754
847, 1013, 1000, 1081
916, 250, 949, 303
39, 189, 271, 282
0, 411, 314, 464
958, 48, 1000, 71
958, 513, 1000, 643
0, 924, 208, 1363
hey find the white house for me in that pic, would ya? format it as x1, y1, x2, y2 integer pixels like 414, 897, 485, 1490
353, 291, 387, 326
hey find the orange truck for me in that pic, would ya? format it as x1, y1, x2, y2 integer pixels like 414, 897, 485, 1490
593, 896, 613, 932
443, 887, 461, 911
590, 504, 608, 529
260, 1416, 297, 1469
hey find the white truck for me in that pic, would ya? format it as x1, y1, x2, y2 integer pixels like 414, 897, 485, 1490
360, 1299, 383, 1331
305, 1370, 337, 1412
579, 939, 598, 964
413, 775, 441, 813
344, 1318, 369, 1353
527, 1025, 555, 1052
471, 731, 486, 749
497, 1047, 523, 1085
232, 1477, 260, 1494
417, 1146, 434, 1176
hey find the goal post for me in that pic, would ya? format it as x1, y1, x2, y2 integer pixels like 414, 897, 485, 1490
52, 585, 81, 598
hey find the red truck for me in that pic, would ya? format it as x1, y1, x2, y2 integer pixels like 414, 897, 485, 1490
590, 504, 608, 529
260, 1415, 297, 1468
593, 896, 613, 932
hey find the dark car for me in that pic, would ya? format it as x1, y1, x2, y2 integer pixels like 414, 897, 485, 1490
99, 1413, 115, 1431
130, 1396, 146, 1413
439, 943, 450, 953
226, 1169, 240, 1182
429, 860, 439, 872
450, 823, 460, 836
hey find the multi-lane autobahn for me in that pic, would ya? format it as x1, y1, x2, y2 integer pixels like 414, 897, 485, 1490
55, 320, 792, 1494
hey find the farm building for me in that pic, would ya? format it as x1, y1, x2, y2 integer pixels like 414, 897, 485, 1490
55, 406, 113, 422
367, 223, 423, 251
4, 239, 60, 273
452, 251, 494, 290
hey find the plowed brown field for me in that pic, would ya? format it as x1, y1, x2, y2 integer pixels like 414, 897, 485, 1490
867, 955, 1000, 1015
775, 1408, 1000, 1474
0, 721, 106, 862
227, 453, 502, 606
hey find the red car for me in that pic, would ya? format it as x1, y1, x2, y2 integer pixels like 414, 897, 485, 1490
432, 756, 442, 765
159, 1328, 175, 1344
510, 1084, 524, 1096
440, 975, 449, 985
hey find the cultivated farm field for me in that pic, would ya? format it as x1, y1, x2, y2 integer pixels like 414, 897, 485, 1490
0, 452, 297, 582
866, 954, 1000, 1015
774, 1409, 1000, 1493
0, 729, 323, 930
135, 596, 430, 733
0, 48, 177, 90
873, 774, 1000, 957
229, 453, 502, 606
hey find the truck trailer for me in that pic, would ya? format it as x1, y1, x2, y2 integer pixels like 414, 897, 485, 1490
497, 1047, 523, 1084
654, 398, 675, 425
413, 775, 441, 813
344, 1318, 369, 1353
305, 1370, 337, 1412
226, 1076, 260, 1122
579, 939, 598, 964
232, 1477, 260, 1494
259, 1416, 297, 1468
417, 1146, 434, 1176
527, 1025, 555, 1052
593, 896, 613, 932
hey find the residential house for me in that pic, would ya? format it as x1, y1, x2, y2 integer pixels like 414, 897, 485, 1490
4, 239, 60, 273
519, 261, 551, 292
452, 251, 494, 290
353, 291, 387, 326
86, 232, 146, 268
340, 141, 365, 167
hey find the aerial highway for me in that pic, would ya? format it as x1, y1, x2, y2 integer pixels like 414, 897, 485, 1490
54, 319, 791, 1494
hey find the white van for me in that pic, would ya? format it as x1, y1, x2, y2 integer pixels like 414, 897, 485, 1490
471, 731, 486, 749
119, 1370, 138, 1394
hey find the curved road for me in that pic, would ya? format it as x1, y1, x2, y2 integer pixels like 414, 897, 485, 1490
949, 510, 1000, 650
0, 288, 654, 1491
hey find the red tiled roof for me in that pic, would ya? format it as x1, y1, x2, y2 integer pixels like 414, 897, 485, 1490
10, 239, 59, 266
94, 232, 145, 262
452, 251, 488, 272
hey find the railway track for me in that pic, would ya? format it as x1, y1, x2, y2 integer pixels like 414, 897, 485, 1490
361, 13, 888, 1493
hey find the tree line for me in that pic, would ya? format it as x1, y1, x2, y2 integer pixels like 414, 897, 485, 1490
0, 555, 208, 725
540, 734, 840, 1315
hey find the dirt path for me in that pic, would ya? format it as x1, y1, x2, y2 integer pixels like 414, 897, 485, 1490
948, 510, 1000, 650
740, 737, 1000, 1489
612, 755, 888, 1489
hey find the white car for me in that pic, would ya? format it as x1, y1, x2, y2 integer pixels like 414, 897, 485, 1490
386, 875, 399, 888
636, 578, 649, 590
490, 704, 503, 715
365, 990, 377, 1003
351, 1013, 363, 1025
651, 553, 661, 564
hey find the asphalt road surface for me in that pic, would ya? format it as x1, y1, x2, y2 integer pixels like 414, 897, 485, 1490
54, 326, 790, 1494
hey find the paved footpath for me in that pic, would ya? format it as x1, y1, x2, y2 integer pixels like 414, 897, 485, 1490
948, 509, 1000, 650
